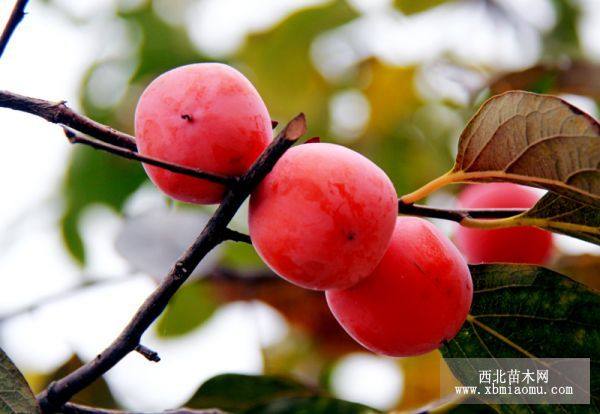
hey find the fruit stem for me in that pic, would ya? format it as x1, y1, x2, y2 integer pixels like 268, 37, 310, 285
460, 216, 516, 229
400, 171, 460, 204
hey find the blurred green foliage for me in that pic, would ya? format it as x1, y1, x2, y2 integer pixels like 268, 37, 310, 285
155, 280, 219, 337
222, 241, 265, 270
124, 6, 208, 83
61, 148, 146, 263
394, 0, 454, 15
186, 373, 380, 413
236, 0, 357, 135
186, 374, 318, 411
242, 397, 380, 414
544, 0, 581, 58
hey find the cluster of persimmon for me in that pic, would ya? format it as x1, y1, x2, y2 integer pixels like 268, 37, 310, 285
134, 63, 551, 357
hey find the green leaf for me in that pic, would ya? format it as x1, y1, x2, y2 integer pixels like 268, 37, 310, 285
441, 264, 600, 413
185, 374, 318, 412
0, 348, 40, 414
241, 396, 380, 414
155, 281, 219, 338
393, 0, 454, 15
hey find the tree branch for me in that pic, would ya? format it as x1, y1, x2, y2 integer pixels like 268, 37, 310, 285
36, 114, 306, 414
222, 228, 252, 244
134, 344, 160, 363
63, 127, 235, 186
0, 90, 137, 150
398, 200, 525, 223
0, 0, 29, 58
61, 403, 226, 414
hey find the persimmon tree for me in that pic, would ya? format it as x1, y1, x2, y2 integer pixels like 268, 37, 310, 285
0, 1, 598, 413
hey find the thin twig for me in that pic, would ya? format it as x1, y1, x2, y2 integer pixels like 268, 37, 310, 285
222, 228, 252, 244
0, 0, 29, 58
0, 90, 137, 150
135, 344, 160, 363
36, 114, 306, 414
61, 403, 226, 414
398, 200, 525, 223
63, 127, 235, 186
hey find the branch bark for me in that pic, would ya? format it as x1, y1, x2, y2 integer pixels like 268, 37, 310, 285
36, 114, 306, 414
0, 90, 276, 187
134, 344, 160, 363
0, 0, 29, 58
221, 228, 252, 244
63, 127, 235, 186
0, 90, 137, 150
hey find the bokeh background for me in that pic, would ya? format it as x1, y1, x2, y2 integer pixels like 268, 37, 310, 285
0, 0, 599, 412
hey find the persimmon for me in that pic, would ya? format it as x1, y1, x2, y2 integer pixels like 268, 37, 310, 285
135, 63, 272, 204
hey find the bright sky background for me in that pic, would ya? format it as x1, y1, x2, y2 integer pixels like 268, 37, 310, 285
0, 0, 598, 411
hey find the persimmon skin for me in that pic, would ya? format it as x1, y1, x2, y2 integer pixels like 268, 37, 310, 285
248, 143, 398, 291
134, 63, 272, 204
326, 217, 472, 357
455, 183, 553, 264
